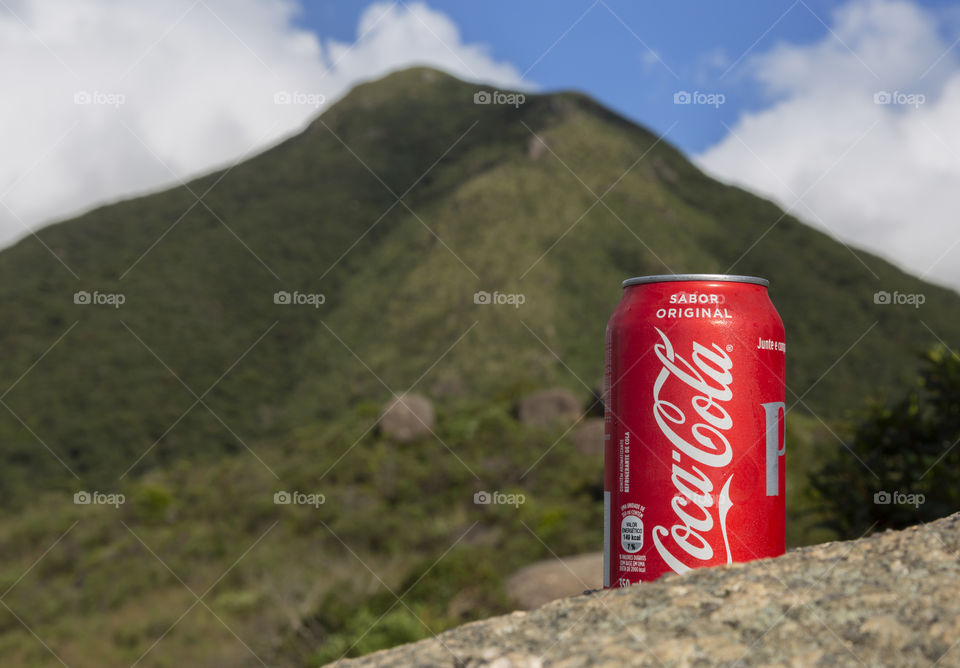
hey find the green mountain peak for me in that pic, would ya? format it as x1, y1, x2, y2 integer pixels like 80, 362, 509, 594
0, 65, 955, 492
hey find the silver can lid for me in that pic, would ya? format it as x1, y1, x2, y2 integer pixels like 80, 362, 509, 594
622, 274, 769, 288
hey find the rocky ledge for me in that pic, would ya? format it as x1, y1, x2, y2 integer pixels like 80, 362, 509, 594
338, 513, 960, 666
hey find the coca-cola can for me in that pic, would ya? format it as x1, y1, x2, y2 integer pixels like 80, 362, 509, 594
604, 274, 786, 586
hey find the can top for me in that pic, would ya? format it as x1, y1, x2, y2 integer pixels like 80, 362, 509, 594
622, 273, 769, 288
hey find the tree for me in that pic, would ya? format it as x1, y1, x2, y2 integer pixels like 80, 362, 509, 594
810, 347, 960, 538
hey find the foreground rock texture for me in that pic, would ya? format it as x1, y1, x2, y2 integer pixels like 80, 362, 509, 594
339, 513, 960, 666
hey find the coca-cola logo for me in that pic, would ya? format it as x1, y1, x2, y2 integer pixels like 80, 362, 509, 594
649, 327, 735, 575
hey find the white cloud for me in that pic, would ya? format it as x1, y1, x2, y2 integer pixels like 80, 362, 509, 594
0, 0, 527, 248
696, 0, 960, 290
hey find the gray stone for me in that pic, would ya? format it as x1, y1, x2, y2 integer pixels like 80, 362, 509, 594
337, 512, 960, 667
516, 389, 582, 428
506, 553, 602, 610
527, 135, 547, 160
569, 418, 604, 456
378, 393, 435, 442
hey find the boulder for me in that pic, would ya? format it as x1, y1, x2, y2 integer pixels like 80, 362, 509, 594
378, 393, 435, 442
505, 552, 603, 610
527, 135, 547, 160
570, 417, 605, 456
516, 388, 581, 428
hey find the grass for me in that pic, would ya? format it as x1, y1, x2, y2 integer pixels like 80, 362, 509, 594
0, 397, 839, 666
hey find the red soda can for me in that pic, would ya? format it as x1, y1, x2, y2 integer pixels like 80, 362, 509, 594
604, 274, 786, 586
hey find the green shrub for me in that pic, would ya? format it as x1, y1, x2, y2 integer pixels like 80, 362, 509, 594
810, 347, 960, 537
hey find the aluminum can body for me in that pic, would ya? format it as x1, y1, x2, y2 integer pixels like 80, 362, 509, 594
604, 275, 786, 586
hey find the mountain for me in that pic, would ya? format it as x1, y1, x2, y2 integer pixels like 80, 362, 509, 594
1, 68, 956, 493
0, 67, 957, 666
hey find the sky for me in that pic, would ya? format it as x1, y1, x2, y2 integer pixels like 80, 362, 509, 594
2, 0, 960, 289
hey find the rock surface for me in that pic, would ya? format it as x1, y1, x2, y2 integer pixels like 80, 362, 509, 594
338, 513, 960, 667
378, 393, 435, 442
505, 553, 603, 610
516, 389, 582, 428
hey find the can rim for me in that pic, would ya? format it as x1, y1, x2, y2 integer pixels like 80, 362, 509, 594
622, 274, 769, 288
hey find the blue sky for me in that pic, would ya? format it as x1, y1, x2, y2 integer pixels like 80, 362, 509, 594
291, 0, 960, 154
